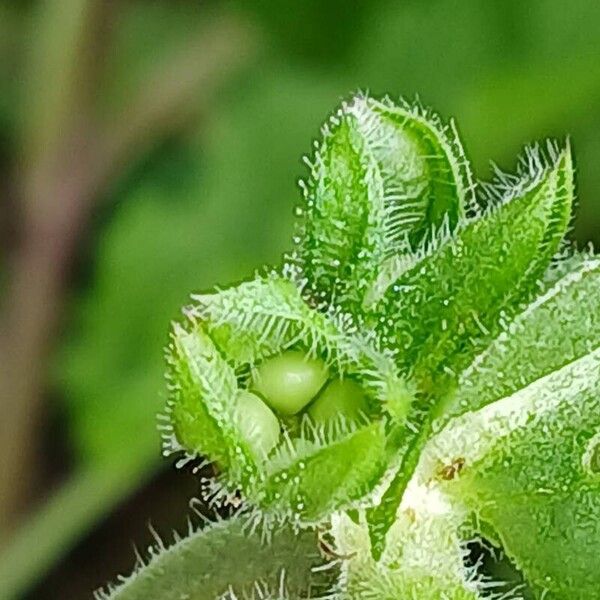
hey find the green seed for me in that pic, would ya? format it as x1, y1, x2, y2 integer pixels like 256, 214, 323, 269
235, 390, 281, 460
250, 351, 329, 415
307, 378, 369, 424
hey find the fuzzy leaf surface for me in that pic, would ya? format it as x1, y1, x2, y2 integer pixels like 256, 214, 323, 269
295, 94, 472, 311
177, 276, 408, 518
193, 274, 409, 415
192, 274, 353, 367
448, 254, 600, 420
374, 147, 574, 382
260, 422, 388, 522
165, 322, 257, 483
333, 510, 479, 600
423, 349, 600, 599
366, 148, 574, 556
97, 517, 329, 600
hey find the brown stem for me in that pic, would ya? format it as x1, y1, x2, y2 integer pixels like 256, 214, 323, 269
0, 13, 256, 540
0, 133, 98, 537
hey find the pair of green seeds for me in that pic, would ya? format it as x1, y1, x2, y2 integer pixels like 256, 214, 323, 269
235, 350, 369, 460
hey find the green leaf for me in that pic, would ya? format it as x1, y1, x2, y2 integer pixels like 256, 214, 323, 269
366, 146, 574, 557
193, 273, 349, 368
293, 94, 472, 311
96, 516, 330, 600
365, 412, 439, 560
425, 348, 600, 599
448, 254, 600, 419
260, 421, 388, 522
373, 144, 574, 382
165, 321, 258, 483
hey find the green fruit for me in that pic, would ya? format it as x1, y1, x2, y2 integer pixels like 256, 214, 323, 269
235, 390, 281, 460
250, 351, 329, 415
307, 378, 369, 424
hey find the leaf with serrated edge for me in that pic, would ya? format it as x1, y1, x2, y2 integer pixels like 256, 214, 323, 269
293, 93, 473, 312
96, 516, 330, 600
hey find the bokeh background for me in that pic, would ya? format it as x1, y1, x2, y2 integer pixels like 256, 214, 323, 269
0, 1, 599, 598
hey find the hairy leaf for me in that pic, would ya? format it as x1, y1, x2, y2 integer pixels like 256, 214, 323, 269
165, 321, 257, 483
293, 94, 472, 311
332, 508, 479, 600
366, 146, 574, 557
423, 348, 600, 599
364, 409, 441, 560
192, 273, 353, 367
448, 254, 600, 420
96, 517, 329, 600
175, 276, 409, 518
152, 91, 597, 594
193, 273, 410, 415
260, 422, 387, 522
373, 145, 574, 382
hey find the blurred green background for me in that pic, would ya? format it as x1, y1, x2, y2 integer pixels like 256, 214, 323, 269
0, 1, 599, 598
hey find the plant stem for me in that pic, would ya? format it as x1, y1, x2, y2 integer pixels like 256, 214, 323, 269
0, 7, 256, 538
